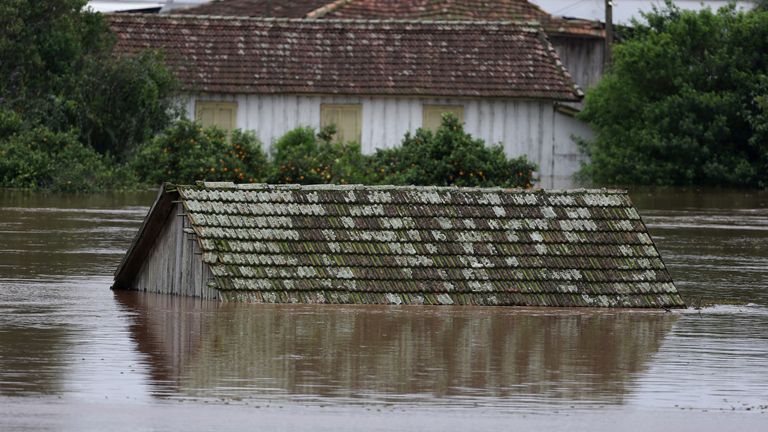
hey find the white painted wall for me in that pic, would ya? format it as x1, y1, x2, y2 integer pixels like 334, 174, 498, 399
551, 36, 605, 93
183, 93, 593, 188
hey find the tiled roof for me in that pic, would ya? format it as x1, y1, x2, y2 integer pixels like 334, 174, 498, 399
109, 14, 581, 100
174, 0, 605, 38
320, 0, 604, 38
158, 182, 683, 308
175, 0, 331, 17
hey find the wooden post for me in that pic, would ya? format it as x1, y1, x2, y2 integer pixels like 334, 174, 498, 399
605, 0, 614, 67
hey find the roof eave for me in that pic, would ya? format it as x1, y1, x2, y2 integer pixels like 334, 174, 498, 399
180, 86, 582, 102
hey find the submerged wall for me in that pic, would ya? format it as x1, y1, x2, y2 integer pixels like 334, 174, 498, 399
130, 203, 217, 299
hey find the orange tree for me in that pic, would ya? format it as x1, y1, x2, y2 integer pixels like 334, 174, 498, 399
132, 119, 267, 186
367, 114, 536, 188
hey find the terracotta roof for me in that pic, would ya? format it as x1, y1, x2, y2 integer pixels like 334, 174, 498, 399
175, 0, 331, 17
319, 0, 604, 38
174, 0, 605, 38
109, 14, 581, 100
115, 182, 685, 308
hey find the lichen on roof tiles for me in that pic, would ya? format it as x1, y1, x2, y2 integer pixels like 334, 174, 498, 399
169, 183, 685, 308
174, 0, 605, 39
107, 14, 581, 101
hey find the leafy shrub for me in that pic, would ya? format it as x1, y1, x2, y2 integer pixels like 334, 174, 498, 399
1, 0, 179, 161
367, 114, 536, 188
132, 119, 268, 186
0, 113, 136, 192
73, 50, 180, 160
267, 125, 369, 184
579, 5, 768, 187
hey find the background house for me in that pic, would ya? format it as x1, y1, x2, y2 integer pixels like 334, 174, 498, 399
110, 14, 590, 188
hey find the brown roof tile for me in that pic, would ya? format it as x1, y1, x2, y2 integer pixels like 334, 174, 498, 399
109, 14, 581, 100
175, 0, 605, 38
115, 183, 685, 308
175, 0, 332, 17
320, 0, 604, 37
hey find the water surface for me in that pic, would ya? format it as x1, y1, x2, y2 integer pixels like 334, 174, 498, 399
0, 188, 766, 431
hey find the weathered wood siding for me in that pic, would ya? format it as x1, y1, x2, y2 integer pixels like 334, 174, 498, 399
183, 94, 593, 188
551, 37, 605, 93
551, 110, 593, 189
131, 203, 218, 299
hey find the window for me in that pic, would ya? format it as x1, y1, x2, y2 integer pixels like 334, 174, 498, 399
320, 104, 362, 143
195, 101, 237, 133
422, 104, 465, 131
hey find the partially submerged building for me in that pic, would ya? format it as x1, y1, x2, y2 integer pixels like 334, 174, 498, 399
113, 182, 685, 308
109, 14, 591, 188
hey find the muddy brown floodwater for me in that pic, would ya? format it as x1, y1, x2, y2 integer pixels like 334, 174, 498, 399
0, 188, 767, 431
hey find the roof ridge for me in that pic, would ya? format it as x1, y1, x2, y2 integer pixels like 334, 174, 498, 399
114, 13, 545, 30
306, 0, 354, 19
184, 182, 627, 195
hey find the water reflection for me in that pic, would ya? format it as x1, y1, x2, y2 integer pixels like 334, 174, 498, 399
116, 291, 677, 407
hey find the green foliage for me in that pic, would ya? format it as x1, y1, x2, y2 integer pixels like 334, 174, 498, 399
0, 0, 179, 161
73, 50, 179, 159
579, 4, 768, 187
367, 114, 536, 188
0, 110, 136, 192
0, 0, 106, 103
267, 125, 369, 184
133, 119, 268, 186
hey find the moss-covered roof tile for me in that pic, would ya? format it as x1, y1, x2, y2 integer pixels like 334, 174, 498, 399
172, 183, 684, 308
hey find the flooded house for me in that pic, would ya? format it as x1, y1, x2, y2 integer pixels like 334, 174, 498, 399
112, 182, 686, 308
109, 14, 592, 188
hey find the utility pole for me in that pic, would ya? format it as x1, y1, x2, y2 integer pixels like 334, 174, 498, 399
605, 0, 614, 68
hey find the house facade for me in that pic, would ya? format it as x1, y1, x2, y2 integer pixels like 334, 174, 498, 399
110, 15, 590, 187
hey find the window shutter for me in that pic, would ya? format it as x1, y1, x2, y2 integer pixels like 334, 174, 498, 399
422, 105, 465, 132
195, 101, 238, 133
320, 104, 362, 143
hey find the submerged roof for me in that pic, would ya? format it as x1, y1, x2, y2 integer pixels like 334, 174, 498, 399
115, 183, 684, 308
174, 0, 605, 38
108, 14, 581, 101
